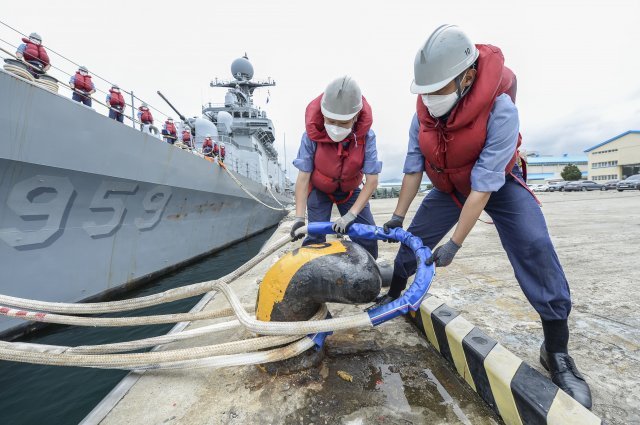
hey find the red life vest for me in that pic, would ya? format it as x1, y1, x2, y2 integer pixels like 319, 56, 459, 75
220, 146, 226, 157
182, 130, 191, 141
73, 72, 93, 92
108, 89, 125, 108
213, 143, 219, 154
22, 38, 49, 66
165, 121, 177, 135
139, 107, 153, 124
416, 44, 521, 197
305, 94, 372, 197
203, 138, 213, 148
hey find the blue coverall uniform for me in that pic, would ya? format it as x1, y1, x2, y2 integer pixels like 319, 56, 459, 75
392, 94, 572, 321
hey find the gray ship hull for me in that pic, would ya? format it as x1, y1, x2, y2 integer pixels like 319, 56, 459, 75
0, 70, 289, 337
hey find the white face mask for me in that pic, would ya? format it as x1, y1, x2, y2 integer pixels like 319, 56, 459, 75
422, 71, 471, 118
421, 91, 459, 118
325, 123, 352, 142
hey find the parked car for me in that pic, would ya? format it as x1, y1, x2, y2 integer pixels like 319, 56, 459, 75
603, 179, 619, 190
533, 184, 550, 192
616, 174, 640, 191
564, 180, 604, 192
548, 181, 569, 192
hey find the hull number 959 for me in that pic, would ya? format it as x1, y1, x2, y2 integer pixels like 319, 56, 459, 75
0, 175, 172, 249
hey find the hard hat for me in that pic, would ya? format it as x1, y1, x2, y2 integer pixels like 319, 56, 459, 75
79, 65, 89, 73
206, 134, 211, 137
410, 24, 479, 94
168, 117, 173, 121
112, 84, 119, 89
320, 76, 362, 121
29, 32, 42, 42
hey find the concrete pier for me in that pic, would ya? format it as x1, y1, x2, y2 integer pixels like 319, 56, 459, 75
89, 191, 639, 425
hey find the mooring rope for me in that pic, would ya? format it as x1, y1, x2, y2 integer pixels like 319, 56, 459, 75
0, 224, 434, 370
0, 233, 292, 314
218, 161, 288, 211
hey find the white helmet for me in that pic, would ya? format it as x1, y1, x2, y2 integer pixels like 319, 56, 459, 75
29, 32, 42, 43
320, 76, 362, 121
221, 143, 225, 147
410, 25, 479, 94
79, 65, 89, 73
168, 117, 173, 121
206, 134, 211, 138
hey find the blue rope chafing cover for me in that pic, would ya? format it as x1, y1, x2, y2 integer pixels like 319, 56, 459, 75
306, 222, 434, 326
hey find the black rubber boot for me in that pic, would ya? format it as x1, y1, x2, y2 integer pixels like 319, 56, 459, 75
540, 343, 593, 409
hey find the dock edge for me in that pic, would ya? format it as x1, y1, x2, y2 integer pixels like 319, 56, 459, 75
409, 293, 601, 425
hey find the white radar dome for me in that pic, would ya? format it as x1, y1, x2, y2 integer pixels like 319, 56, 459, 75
217, 111, 233, 135
231, 56, 254, 81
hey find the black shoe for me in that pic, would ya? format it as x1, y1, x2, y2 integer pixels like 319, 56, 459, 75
364, 294, 398, 312
540, 343, 592, 409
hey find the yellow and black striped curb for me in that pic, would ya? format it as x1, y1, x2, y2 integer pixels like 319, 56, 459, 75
409, 294, 601, 425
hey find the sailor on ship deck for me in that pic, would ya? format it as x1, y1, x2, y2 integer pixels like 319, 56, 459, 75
15, 32, 50, 76
69, 66, 95, 107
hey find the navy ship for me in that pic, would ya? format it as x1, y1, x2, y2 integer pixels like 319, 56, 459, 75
0, 54, 291, 338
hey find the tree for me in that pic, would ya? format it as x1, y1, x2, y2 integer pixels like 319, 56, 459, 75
561, 164, 582, 181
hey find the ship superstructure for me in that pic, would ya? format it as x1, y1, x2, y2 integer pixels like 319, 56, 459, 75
0, 55, 291, 338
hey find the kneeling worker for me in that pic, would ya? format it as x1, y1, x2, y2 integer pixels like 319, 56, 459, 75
374, 25, 592, 408
15, 32, 50, 76
290, 76, 381, 259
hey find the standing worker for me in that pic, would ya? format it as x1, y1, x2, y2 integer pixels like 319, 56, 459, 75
137, 103, 154, 131
290, 76, 382, 259
212, 140, 220, 158
106, 84, 125, 123
162, 117, 177, 144
373, 25, 592, 408
181, 127, 192, 147
69, 66, 95, 107
219, 143, 226, 162
15, 32, 50, 76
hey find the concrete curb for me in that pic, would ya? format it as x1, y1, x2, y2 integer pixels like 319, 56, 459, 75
409, 294, 601, 425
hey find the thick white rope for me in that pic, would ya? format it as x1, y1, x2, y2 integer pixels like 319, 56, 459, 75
266, 184, 286, 208
3, 63, 33, 81
0, 281, 372, 335
212, 281, 374, 335
0, 337, 316, 371
0, 306, 328, 369
0, 335, 300, 366
0, 304, 247, 327
218, 162, 288, 211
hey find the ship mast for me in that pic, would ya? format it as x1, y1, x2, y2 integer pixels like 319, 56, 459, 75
210, 54, 275, 108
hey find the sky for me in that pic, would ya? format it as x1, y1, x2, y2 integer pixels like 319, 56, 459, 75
2, 0, 639, 181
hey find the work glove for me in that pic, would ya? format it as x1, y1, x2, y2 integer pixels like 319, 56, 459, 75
425, 239, 461, 267
290, 217, 306, 241
332, 211, 357, 234
382, 214, 405, 242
